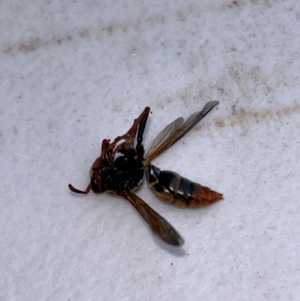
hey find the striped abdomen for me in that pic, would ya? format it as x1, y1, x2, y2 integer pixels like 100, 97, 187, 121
146, 165, 223, 208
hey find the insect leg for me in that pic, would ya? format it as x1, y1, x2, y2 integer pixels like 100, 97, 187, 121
110, 107, 150, 148
137, 109, 149, 145
136, 108, 150, 156
109, 107, 150, 160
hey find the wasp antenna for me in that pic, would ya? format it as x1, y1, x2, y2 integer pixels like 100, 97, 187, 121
68, 184, 91, 194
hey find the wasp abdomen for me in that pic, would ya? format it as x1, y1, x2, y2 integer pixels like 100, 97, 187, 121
147, 165, 223, 208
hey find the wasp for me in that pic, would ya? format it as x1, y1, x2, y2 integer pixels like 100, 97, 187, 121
69, 101, 223, 246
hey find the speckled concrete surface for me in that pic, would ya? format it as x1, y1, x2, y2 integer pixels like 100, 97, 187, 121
1, 1, 300, 300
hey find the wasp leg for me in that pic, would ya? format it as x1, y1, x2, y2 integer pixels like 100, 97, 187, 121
136, 108, 149, 157
137, 108, 149, 146
110, 107, 150, 160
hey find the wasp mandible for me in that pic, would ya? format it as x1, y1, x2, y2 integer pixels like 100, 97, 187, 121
69, 101, 223, 246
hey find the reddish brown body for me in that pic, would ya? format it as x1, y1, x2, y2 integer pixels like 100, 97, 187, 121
69, 101, 223, 246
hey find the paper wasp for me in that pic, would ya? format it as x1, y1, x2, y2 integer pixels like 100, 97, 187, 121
69, 101, 223, 246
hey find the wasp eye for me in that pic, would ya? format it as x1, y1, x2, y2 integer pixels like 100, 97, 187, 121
90, 177, 101, 193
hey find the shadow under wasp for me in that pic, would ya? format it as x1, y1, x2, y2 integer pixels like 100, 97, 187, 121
69, 101, 223, 246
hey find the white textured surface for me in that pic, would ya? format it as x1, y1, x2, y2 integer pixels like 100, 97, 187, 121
1, 1, 300, 300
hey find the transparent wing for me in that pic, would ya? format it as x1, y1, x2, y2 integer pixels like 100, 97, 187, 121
120, 191, 184, 246
145, 117, 184, 161
145, 101, 219, 161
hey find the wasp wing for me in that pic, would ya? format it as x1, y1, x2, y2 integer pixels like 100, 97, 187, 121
120, 191, 184, 246
145, 117, 184, 161
145, 101, 219, 161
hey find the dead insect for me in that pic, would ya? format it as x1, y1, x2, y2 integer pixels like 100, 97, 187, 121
69, 101, 223, 246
